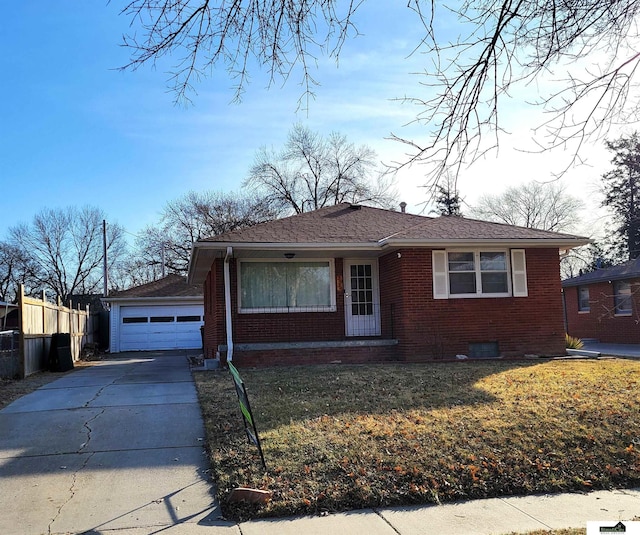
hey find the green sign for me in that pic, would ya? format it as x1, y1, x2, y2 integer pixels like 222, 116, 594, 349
228, 362, 266, 470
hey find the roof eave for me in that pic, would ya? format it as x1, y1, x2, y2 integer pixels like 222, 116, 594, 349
101, 296, 203, 303
187, 241, 381, 285
192, 241, 380, 250
379, 237, 591, 249
192, 237, 590, 251
562, 272, 640, 287
188, 237, 591, 284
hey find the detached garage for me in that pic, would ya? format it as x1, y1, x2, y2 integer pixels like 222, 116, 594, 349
103, 274, 204, 353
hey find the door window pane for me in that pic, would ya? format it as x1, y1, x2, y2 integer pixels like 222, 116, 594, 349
123, 317, 147, 324
350, 264, 375, 315
177, 315, 201, 322
150, 316, 174, 323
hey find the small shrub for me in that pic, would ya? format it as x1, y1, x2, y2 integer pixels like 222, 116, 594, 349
565, 334, 584, 349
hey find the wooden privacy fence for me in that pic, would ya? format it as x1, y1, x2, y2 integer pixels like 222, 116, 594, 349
16, 285, 94, 378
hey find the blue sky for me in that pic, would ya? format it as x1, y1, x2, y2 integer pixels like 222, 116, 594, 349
0, 2, 623, 242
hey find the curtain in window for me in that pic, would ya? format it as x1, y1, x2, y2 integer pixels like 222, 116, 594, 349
241, 262, 331, 309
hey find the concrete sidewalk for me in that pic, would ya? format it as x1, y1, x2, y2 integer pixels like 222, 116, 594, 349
1, 352, 638, 534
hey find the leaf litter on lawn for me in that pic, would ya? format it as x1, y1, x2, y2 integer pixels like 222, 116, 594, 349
194, 359, 640, 521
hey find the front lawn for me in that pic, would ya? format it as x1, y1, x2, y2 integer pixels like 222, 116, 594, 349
193, 359, 640, 521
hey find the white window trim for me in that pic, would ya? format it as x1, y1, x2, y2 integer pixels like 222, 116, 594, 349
433, 249, 527, 299
237, 258, 337, 314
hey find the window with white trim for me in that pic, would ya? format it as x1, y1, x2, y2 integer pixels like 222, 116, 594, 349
613, 280, 632, 315
239, 260, 336, 313
433, 249, 527, 299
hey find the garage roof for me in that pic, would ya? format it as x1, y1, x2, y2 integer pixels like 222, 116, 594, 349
104, 274, 203, 301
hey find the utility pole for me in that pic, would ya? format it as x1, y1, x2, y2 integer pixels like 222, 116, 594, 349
102, 220, 109, 296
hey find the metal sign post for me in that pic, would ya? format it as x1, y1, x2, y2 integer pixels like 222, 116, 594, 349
228, 362, 267, 470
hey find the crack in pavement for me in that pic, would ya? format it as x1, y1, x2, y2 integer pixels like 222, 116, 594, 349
47, 383, 111, 534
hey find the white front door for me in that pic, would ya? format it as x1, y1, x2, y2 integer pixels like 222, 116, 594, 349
344, 260, 381, 336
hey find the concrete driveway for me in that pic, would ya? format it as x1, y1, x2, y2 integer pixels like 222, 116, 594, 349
0, 351, 233, 535
581, 341, 640, 358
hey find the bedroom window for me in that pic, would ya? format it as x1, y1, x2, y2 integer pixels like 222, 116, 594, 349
433, 249, 527, 299
447, 251, 509, 296
239, 260, 335, 313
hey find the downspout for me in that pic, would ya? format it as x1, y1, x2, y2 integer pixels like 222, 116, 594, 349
224, 246, 234, 362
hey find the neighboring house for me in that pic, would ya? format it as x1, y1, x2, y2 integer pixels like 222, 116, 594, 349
563, 257, 640, 344
103, 274, 204, 353
187, 203, 588, 366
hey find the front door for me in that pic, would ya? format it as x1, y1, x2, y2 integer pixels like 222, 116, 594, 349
344, 260, 381, 336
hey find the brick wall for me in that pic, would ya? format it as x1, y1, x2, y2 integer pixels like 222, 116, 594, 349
202, 257, 349, 360
233, 344, 400, 367
231, 258, 347, 343
201, 247, 566, 366
564, 279, 640, 343
379, 248, 565, 359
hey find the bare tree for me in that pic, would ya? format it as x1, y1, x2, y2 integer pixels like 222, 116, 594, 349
128, 190, 277, 279
560, 241, 616, 280
245, 124, 397, 214
0, 241, 38, 302
8, 207, 127, 302
119, 0, 359, 106
119, 1, 640, 184
391, 1, 640, 183
469, 181, 583, 232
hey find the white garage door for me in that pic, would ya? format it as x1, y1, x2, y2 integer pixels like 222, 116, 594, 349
119, 305, 203, 351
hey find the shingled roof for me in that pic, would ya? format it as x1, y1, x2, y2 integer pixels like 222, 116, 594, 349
198, 203, 587, 244
200, 203, 426, 244
105, 274, 203, 300
188, 203, 589, 284
562, 257, 640, 287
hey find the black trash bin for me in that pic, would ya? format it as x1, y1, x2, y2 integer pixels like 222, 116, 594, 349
49, 333, 74, 372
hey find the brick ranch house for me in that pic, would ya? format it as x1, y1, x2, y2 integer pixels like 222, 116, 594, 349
187, 203, 588, 367
563, 257, 640, 344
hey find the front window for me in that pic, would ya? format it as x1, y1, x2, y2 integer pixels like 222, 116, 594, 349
614, 281, 632, 315
448, 251, 509, 296
578, 286, 590, 312
239, 260, 335, 312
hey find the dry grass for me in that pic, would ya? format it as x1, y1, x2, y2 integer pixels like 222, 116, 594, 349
194, 359, 640, 521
